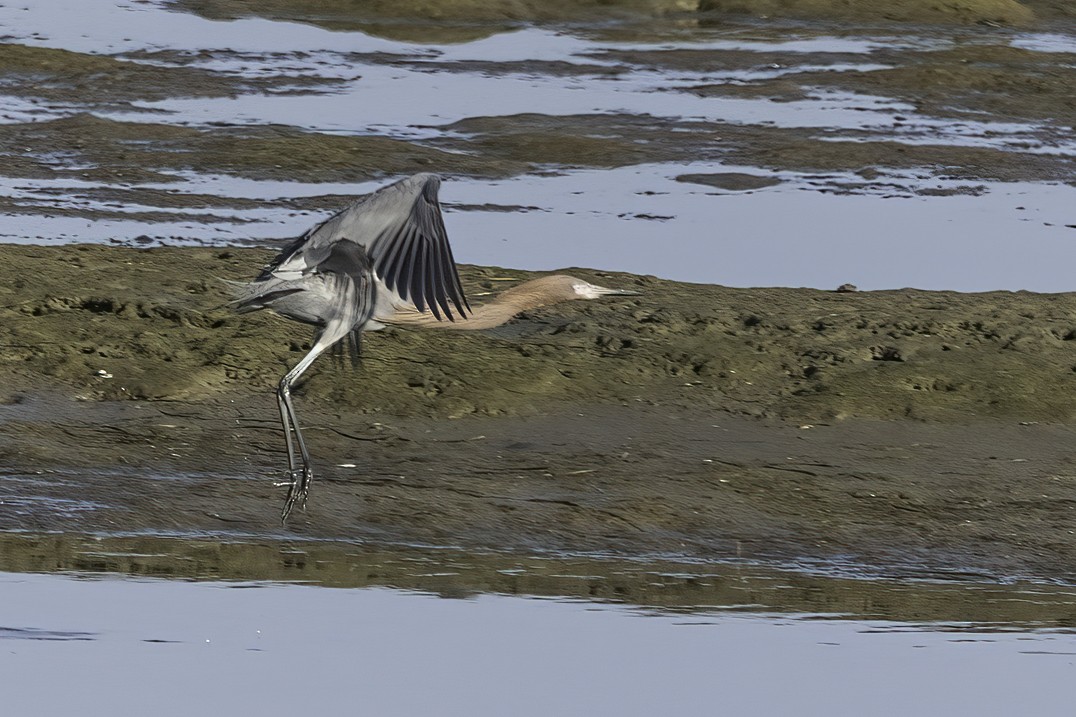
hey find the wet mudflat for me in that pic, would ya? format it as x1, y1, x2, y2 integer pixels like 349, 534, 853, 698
3, 245, 1076, 582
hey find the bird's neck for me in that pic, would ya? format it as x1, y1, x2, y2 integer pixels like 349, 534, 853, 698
391, 283, 555, 331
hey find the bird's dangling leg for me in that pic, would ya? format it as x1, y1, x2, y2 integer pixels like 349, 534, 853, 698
277, 374, 311, 522
276, 319, 351, 523
328, 329, 363, 369
326, 327, 343, 368
347, 329, 362, 368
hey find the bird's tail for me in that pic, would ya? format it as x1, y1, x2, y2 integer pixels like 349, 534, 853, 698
216, 277, 259, 313
218, 276, 303, 314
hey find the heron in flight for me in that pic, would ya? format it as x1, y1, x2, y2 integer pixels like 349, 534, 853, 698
232, 173, 637, 521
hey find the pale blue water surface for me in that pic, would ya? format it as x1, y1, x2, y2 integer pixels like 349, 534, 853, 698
3, 570, 1076, 717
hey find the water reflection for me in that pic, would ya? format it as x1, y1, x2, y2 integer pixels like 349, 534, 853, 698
3, 532, 1076, 629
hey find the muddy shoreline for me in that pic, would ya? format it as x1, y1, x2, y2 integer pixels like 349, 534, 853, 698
2, 244, 1076, 584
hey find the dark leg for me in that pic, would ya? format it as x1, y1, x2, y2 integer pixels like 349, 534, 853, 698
347, 329, 362, 368
276, 382, 299, 475
276, 320, 351, 523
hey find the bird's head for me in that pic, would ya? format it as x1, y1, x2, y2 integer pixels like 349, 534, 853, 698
528, 274, 641, 302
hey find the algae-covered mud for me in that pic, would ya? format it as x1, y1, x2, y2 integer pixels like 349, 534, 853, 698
8, 245, 1076, 422
176, 0, 1064, 33
3, 245, 1076, 583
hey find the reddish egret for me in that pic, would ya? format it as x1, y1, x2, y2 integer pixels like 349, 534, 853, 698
233, 173, 636, 520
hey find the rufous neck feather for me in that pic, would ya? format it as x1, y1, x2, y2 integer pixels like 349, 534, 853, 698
388, 276, 577, 331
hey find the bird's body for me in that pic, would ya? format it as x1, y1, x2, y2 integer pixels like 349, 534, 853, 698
233, 172, 469, 330
233, 173, 636, 521
233, 173, 468, 520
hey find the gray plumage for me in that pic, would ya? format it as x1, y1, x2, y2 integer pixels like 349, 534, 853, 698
232, 173, 470, 521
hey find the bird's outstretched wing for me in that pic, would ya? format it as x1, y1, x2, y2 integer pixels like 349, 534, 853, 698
266, 173, 470, 321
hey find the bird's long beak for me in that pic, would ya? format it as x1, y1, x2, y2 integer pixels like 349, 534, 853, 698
592, 284, 641, 296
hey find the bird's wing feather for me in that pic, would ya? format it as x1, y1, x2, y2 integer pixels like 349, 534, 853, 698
322, 270, 375, 338
265, 174, 469, 321
369, 175, 469, 321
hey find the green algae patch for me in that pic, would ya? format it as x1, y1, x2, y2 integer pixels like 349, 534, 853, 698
0, 43, 339, 107
0, 115, 528, 185
599, 42, 1074, 128
1, 108, 1070, 194
697, 0, 1034, 26
3, 244, 1076, 424
172, 128, 526, 182
176, 0, 700, 41
175, 0, 1038, 36
819, 44, 1076, 125
447, 128, 678, 169
1021, 0, 1076, 21
439, 113, 1076, 186
0, 115, 198, 184
689, 44, 1076, 126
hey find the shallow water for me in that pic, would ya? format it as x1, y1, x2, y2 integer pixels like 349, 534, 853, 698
6, 165, 1074, 290
0, 0, 1073, 290
3, 568, 1076, 716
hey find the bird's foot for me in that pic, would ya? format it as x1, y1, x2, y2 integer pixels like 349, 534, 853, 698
280, 466, 313, 523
